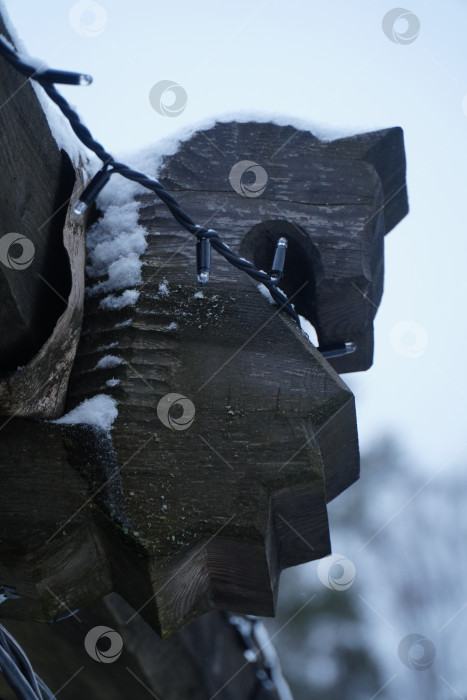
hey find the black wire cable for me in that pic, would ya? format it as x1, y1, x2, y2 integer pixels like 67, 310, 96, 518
0, 644, 39, 700
0, 37, 300, 324
0, 626, 45, 698
34, 677, 54, 700
0, 623, 54, 700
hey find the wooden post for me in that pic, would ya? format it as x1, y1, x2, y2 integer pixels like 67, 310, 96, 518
0, 15, 87, 418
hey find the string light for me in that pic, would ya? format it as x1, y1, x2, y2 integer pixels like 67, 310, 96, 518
0, 37, 359, 357
270, 236, 288, 283
196, 236, 211, 285
73, 166, 112, 215
0, 37, 300, 323
320, 342, 357, 359
37, 69, 93, 86
0, 622, 54, 700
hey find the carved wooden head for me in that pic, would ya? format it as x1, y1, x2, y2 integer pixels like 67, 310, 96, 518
0, 121, 407, 637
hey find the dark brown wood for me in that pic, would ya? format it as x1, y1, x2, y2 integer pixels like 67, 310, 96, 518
155, 120, 407, 373
0, 307, 356, 635
0, 116, 409, 637
0, 17, 409, 641
0, 13, 411, 698
0, 594, 288, 700
0, 419, 113, 620
0, 15, 87, 417
59, 180, 360, 634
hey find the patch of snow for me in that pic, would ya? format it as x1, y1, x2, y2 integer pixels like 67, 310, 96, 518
53, 395, 118, 431
86, 205, 148, 294
32, 83, 97, 168
81, 122, 161, 305
165, 322, 178, 330
0, 2, 23, 49
193, 291, 204, 299
100, 290, 139, 310
88, 252, 144, 295
87, 226, 147, 277
106, 378, 121, 387
158, 281, 169, 296
108, 113, 367, 180
299, 316, 319, 346
98, 341, 118, 351
258, 283, 275, 304
94, 355, 124, 370
0, 1, 95, 168
115, 318, 133, 328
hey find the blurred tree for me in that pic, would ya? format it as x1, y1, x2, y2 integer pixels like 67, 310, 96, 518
264, 436, 467, 699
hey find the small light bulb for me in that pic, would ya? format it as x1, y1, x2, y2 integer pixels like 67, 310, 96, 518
74, 200, 88, 216
320, 342, 358, 359
38, 69, 94, 86
270, 236, 288, 284
197, 270, 209, 285
74, 167, 112, 215
344, 342, 357, 354
196, 237, 211, 286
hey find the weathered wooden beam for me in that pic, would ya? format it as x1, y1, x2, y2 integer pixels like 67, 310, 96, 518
0, 595, 289, 699
0, 418, 113, 621
0, 320, 355, 635
0, 16, 87, 417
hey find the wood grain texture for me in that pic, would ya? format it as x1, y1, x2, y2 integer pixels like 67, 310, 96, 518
0, 15, 87, 417
152, 123, 408, 373
0, 119, 408, 636
154, 120, 408, 372
59, 282, 356, 635
51, 122, 363, 635
0, 419, 113, 622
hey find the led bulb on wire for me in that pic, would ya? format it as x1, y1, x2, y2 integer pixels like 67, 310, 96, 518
79, 74, 93, 86
320, 342, 357, 359
0, 37, 301, 324
38, 69, 93, 86
196, 237, 211, 285
74, 167, 112, 216
73, 201, 88, 216
270, 237, 288, 283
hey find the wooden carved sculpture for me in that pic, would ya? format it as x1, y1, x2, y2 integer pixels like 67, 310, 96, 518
0, 14, 408, 647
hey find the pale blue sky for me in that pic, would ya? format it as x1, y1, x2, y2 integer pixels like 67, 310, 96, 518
3, 0, 467, 474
